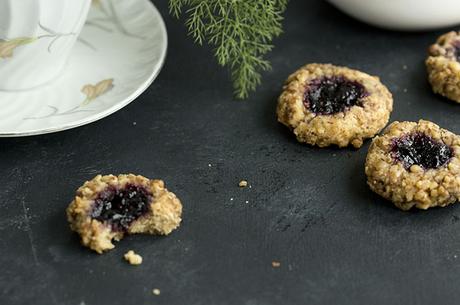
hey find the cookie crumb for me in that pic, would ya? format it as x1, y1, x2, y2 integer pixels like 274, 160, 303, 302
230, 198, 234, 201
239, 180, 248, 187
272, 261, 281, 268
208, 163, 212, 167
124, 250, 143, 265
152, 288, 161, 296
245, 200, 249, 204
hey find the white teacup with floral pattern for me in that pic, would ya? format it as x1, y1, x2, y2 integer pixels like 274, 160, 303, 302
0, 0, 91, 91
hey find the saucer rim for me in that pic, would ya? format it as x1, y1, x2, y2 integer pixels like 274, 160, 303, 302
0, 0, 168, 137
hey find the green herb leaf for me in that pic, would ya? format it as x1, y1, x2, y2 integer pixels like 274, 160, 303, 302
169, 0, 288, 99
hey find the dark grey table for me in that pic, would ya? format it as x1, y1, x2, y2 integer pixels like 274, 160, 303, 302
2, 1, 460, 304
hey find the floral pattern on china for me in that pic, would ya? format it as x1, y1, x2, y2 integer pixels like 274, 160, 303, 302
24, 79, 114, 120
0, 23, 76, 59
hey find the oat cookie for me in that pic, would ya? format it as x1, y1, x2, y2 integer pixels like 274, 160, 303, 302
365, 120, 460, 210
277, 63, 393, 148
426, 31, 460, 102
67, 174, 182, 253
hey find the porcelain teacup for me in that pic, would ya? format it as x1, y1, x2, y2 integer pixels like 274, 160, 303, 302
0, 0, 91, 90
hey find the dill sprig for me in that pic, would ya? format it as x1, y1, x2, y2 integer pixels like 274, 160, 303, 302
169, 0, 288, 99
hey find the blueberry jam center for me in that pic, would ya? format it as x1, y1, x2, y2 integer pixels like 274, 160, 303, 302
455, 46, 460, 62
452, 41, 460, 62
304, 77, 367, 115
391, 133, 453, 170
91, 184, 151, 232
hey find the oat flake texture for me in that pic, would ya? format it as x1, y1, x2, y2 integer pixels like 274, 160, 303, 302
67, 174, 182, 253
277, 63, 393, 148
426, 31, 460, 103
365, 120, 460, 211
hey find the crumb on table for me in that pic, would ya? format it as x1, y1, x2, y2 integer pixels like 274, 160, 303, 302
272, 261, 281, 268
124, 250, 143, 265
152, 288, 161, 296
239, 180, 248, 187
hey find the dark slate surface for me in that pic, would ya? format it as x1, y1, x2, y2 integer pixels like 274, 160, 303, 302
2, 1, 460, 304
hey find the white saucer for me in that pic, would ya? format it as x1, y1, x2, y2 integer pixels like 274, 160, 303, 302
0, 0, 167, 137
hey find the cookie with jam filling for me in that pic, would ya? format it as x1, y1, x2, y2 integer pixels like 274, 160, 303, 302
67, 174, 182, 253
366, 120, 460, 210
277, 63, 393, 148
426, 31, 460, 102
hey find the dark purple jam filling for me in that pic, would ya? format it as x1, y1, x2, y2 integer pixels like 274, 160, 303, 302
91, 184, 152, 232
452, 41, 460, 62
303, 76, 367, 115
391, 133, 453, 170
455, 47, 460, 62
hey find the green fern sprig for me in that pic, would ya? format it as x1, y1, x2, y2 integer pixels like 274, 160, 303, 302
169, 0, 288, 99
